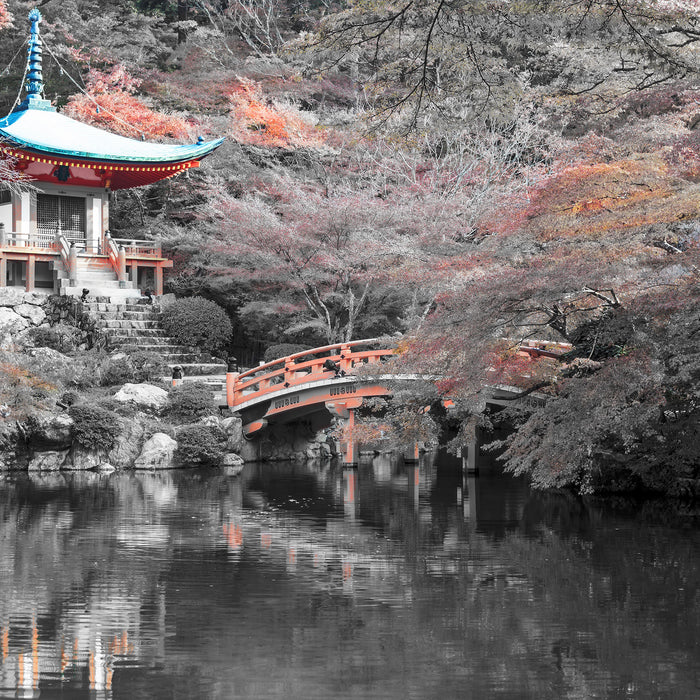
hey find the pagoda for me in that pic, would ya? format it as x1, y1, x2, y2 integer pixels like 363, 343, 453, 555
0, 9, 223, 298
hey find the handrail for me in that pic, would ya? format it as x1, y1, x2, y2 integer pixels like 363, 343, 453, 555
112, 237, 161, 257
0, 230, 56, 249
237, 338, 388, 381
105, 233, 126, 284
228, 339, 395, 409
55, 232, 76, 285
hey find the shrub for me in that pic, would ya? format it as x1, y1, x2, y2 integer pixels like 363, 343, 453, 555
100, 356, 136, 386
263, 343, 312, 363
161, 297, 232, 354
124, 349, 168, 383
175, 424, 226, 466
166, 382, 216, 420
28, 324, 80, 353
68, 403, 122, 451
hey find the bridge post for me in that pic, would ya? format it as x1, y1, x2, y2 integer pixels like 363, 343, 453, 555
404, 441, 420, 464
462, 432, 481, 475
284, 359, 295, 385
341, 407, 358, 467
226, 362, 239, 408
339, 344, 351, 374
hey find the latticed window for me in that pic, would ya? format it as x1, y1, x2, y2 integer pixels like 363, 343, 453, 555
37, 193, 86, 244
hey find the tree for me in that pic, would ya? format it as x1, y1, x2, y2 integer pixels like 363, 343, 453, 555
300, 0, 700, 129
63, 64, 192, 139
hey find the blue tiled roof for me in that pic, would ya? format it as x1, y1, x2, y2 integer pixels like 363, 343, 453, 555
0, 107, 223, 163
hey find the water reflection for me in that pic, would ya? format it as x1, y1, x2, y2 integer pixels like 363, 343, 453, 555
0, 456, 697, 699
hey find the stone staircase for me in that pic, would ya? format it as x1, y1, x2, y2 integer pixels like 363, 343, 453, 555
56, 253, 141, 302
84, 299, 227, 386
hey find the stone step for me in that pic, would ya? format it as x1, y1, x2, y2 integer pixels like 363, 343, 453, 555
107, 339, 192, 352
166, 376, 227, 391
97, 319, 163, 330
63, 287, 141, 302
157, 353, 206, 363
93, 310, 161, 321
97, 321, 167, 338
168, 363, 228, 376
86, 302, 160, 313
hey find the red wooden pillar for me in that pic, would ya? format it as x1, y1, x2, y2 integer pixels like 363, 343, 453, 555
155, 264, 164, 296
226, 370, 239, 408
343, 407, 357, 466
25, 255, 35, 292
117, 246, 127, 287
339, 343, 352, 374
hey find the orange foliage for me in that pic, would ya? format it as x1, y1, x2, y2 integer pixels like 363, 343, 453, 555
526, 155, 699, 240
0, 1, 12, 30
227, 78, 324, 148
0, 362, 56, 419
63, 66, 191, 140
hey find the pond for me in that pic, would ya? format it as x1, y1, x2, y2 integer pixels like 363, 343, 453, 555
0, 454, 698, 699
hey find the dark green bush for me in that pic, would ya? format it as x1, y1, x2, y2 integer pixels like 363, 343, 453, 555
100, 356, 136, 386
99, 350, 168, 386
263, 343, 312, 363
175, 424, 226, 466
68, 403, 122, 451
161, 297, 232, 354
124, 349, 168, 383
28, 324, 80, 353
166, 382, 216, 420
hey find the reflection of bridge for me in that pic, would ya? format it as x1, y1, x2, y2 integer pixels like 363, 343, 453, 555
225, 338, 570, 464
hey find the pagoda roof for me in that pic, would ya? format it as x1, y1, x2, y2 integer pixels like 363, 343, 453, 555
0, 107, 224, 165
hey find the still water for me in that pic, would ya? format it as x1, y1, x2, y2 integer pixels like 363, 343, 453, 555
0, 455, 698, 700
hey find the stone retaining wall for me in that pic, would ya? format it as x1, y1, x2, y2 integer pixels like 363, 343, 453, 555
0, 288, 47, 349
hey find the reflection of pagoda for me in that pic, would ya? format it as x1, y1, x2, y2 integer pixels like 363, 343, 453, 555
0, 9, 222, 298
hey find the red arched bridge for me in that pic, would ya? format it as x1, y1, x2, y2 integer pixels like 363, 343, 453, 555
224, 338, 570, 463
226, 339, 395, 441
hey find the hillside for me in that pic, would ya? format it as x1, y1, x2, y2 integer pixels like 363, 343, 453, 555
1, 0, 700, 495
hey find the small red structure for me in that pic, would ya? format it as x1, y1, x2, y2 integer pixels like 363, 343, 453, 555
0, 9, 222, 298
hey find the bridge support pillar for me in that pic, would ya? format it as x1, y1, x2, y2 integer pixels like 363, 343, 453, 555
462, 432, 482, 475
404, 441, 420, 464
341, 407, 358, 467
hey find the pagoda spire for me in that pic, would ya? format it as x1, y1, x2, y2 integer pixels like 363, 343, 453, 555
16, 8, 54, 112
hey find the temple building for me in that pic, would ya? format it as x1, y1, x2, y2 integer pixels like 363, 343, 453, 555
0, 9, 222, 298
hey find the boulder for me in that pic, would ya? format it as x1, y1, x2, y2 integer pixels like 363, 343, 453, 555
222, 452, 244, 476
113, 383, 168, 413
26, 411, 74, 449
0, 307, 29, 348
134, 433, 178, 470
221, 415, 243, 453
67, 446, 105, 471
0, 288, 28, 307
95, 463, 116, 474
15, 303, 46, 325
222, 452, 244, 467
28, 449, 68, 471
108, 417, 146, 468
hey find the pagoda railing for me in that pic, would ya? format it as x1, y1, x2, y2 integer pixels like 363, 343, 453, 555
112, 237, 161, 257
0, 227, 55, 249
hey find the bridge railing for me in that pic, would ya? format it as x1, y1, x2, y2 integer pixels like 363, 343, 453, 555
228, 338, 395, 408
